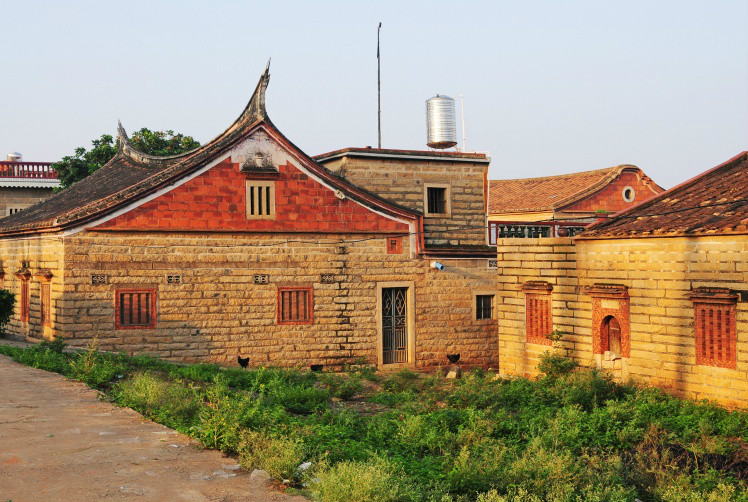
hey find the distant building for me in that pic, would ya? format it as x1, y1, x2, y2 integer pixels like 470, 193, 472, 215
496, 151, 748, 407
0, 154, 60, 217
487, 165, 663, 243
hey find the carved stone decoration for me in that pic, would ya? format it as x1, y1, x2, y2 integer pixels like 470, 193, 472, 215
584, 284, 630, 358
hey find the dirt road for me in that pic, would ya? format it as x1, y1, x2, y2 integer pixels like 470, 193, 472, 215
0, 355, 306, 502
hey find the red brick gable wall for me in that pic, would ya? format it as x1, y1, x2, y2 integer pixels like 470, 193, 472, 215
93, 158, 409, 233
562, 171, 660, 213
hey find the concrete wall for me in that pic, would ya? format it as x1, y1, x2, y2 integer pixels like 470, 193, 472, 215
3, 231, 498, 370
496, 236, 748, 408
320, 156, 487, 247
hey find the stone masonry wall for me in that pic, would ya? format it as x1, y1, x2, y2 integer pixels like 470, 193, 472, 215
320, 157, 487, 247
496, 236, 748, 408
0, 235, 64, 340
0, 187, 55, 218
49, 231, 497, 370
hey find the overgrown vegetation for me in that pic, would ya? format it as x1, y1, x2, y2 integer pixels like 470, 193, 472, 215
0, 289, 15, 333
1, 339, 747, 502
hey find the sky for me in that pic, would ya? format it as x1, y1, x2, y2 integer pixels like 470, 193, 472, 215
1, 0, 746, 188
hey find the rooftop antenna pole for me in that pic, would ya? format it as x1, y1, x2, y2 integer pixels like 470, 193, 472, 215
377, 22, 382, 149
459, 95, 466, 152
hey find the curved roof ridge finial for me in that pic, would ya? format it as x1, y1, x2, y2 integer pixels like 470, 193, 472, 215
241, 58, 271, 123
116, 119, 130, 151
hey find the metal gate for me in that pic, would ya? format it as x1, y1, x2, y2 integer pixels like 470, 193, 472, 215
382, 287, 408, 364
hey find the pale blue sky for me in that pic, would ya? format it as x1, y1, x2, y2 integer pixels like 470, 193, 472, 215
2, 0, 746, 187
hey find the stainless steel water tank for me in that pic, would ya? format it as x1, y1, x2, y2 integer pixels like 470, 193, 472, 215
426, 95, 457, 149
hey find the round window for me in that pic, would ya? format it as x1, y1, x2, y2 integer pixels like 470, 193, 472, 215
622, 186, 635, 203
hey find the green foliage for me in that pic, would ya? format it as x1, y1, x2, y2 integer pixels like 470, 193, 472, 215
53, 128, 200, 189
111, 372, 199, 430
191, 375, 247, 452
238, 429, 306, 480
537, 351, 579, 378
2, 340, 747, 500
311, 456, 418, 502
0, 289, 15, 333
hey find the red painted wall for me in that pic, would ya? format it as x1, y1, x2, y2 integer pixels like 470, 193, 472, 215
563, 170, 661, 213
94, 158, 409, 233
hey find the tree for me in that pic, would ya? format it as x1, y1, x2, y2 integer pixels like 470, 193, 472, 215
53, 128, 200, 190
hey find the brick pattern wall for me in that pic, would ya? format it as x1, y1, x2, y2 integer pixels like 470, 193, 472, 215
497, 236, 748, 408
562, 171, 660, 213
4, 231, 499, 370
320, 157, 487, 246
95, 159, 409, 234
0, 187, 55, 218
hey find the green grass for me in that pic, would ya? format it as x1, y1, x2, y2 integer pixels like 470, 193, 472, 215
1, 341, 747, 502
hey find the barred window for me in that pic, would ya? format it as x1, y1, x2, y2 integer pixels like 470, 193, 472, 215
246, 181, 275, 219
526, 293, 552, 345
476, 295, 494, 320
20, 277, 29, 323
694, 301, 736, 369
115, 289, 156, 329
424, 184, 450, 216
40, 282, 51, 327
278, 287, 313, 324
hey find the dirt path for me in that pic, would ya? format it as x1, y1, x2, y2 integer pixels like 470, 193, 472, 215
0, 355, 306, 502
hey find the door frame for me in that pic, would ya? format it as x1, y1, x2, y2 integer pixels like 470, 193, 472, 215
376, 281, 416, 370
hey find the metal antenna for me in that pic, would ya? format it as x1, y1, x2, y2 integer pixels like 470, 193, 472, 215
459, 95, 466, 152
377, 22, 382, 149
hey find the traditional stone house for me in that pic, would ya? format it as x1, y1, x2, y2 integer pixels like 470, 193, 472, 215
0, 67, 497, 370
487, 165, 663, 243
496, 151, 748, 407
0, 158, 59, 217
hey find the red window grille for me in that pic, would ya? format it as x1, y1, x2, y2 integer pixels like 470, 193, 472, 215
693, 299, 737, 369
20, 278, 29, 323
40, 282, 51, 327
278, 287, 313, 325
115, 289, 157, 329
525, 293, 552, 345
386, 237, 403, 254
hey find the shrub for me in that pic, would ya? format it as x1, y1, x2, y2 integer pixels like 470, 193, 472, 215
265, 379, 330, 414
334, 375, 364, 400
312, 455, 418, 502
113, 371, 199, 429
238, 429, 306, 480
68, 339, 126, 388
192, 375, 246, 452
537, 351, 578, 378
0, 289, 15, 333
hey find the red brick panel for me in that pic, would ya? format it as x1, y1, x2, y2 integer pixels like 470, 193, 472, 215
587, 285, 630, 357
41, 282, 51, 327
95, 158, 409, 234
386, 236, 403, 254
563, 171, 659, 213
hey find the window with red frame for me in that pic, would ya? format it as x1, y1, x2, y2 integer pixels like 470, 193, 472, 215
115, 289, 156, 329
693, 300, 736, 369
278, 287, 313, 324
20, 278, 29, 323
386, 237, 402, 254
40, 282, 51, 327
525, 293, 552, 345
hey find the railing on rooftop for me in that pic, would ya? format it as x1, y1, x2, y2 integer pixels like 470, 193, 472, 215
0, 161, 58, 179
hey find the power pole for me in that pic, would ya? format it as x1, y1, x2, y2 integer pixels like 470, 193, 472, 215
377, 22, 382, 149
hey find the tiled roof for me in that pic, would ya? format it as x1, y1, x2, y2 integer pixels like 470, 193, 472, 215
0, 64, 420, 237
580, 152, 748, 239
488, 165, 629, 214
